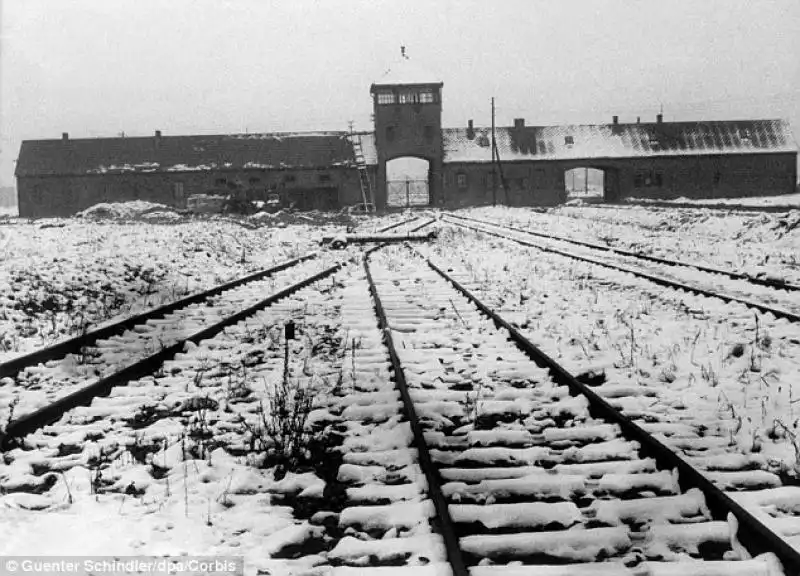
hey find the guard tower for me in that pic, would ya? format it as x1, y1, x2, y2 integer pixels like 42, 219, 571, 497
370, 51, 444, 209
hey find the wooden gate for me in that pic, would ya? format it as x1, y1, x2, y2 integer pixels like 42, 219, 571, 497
387, 179, 429, 208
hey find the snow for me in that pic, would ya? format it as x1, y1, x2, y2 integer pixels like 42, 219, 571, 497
628, 193, 800, 208
3, 205, 800, 573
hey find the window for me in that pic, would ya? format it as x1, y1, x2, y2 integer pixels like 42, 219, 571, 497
649, 138, 660, 149
399, 91, 416, 104
739, 127, 751, 140
377, 91, 396, 105
284, 174, 296, 184
386, 126, 396, 141
457, 173, 468, 189
713, 171, 722, 185
564, 135, 574, 146
215, 178, 227, 186
419, 90, 435, 103
173, 182, 184, 200
654, 171, 663, 187
249, 177, 261, 185
319, 174, 332, 183
634, 171, 645, 188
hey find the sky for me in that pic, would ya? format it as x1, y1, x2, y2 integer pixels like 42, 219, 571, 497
1, 0, 799, 188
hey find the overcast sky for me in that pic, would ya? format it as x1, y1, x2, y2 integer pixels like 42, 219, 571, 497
1, 0, 799, 187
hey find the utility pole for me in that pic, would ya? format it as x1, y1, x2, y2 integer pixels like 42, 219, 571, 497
491, 97, 497, 207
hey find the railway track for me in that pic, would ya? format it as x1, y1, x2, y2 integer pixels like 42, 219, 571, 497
5, 223, 799, 573
0, 217, 435, 448
448, 213, 800, 293
363, 244, 799, 574
444, 214, 800, 324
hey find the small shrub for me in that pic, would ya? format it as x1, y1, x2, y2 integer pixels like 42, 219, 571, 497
240, 375, 315, 478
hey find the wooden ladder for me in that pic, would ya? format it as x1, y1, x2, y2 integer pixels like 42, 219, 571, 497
352, 136, 375, 212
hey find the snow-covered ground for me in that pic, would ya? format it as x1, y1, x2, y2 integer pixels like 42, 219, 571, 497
419, 226, 800, 478
462, 205, 800, 285
627, 192, 800, 208
2, 203, 799, 573
0, 202, 398, 363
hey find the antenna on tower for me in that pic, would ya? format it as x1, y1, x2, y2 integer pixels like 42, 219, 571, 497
401, 46, 408, 59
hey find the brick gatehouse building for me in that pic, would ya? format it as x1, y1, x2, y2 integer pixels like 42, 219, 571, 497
16, 57, 799, 217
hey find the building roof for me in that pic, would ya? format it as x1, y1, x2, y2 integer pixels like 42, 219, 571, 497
443, 119, 798, 163
372, 57, 442, 87
17, 120, 797, 178
16, 132, 356, 177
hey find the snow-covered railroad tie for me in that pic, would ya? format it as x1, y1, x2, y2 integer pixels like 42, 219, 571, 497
0, 253, 349, 448
364, 244, 799, 575
444, 214, 800, 323
0, 261, 453, 575
0, 217, 430, 444
448, 212, 800, 295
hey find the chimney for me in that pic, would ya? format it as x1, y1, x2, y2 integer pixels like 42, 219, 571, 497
62, 132, 69, 142
467, 119, 475, 140
612, 116, 618, 125
637, 117, 641, 124
514, 118, 525, 130
155, 130, 162, 149
656, 114, 663, 124
155, 130, 162, 138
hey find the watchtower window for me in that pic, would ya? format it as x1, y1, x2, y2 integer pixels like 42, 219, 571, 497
419, 89, 435, 104
457, 173, 468, 189
564, 135, 574, 146
399, 91, 416, 104
377, 91, 396, 105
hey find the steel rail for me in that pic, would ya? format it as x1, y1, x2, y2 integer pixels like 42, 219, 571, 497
0, 254, 318, 381
362, 248, 469, 576
448, 212, 800, 292
445, 216, 800, 324
413, 246, 800, 573
0, 263, 344, 450
0, 217, 421, 382
321, 231, 437, 245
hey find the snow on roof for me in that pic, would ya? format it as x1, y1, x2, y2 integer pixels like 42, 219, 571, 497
373, 57, 442, 87
444, 119, 798, 163
348, 132, 378, 165
17, 132, 357, 177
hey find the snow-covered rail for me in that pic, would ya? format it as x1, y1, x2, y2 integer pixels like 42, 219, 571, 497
0, 217, 418, 384
448, 213, 800, 294
444, 215, 800, 324
364, 245, 800, 574
0, 255, 349, 449
0, 262, 454, 574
